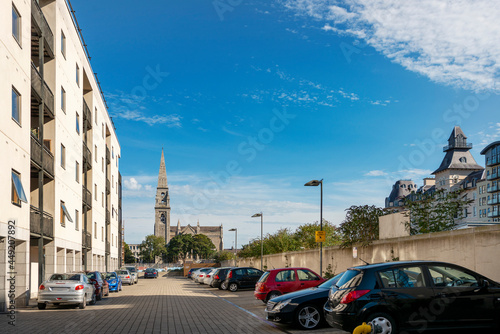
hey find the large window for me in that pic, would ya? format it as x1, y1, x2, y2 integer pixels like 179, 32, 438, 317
75, 209, 79, 230
75, 161, 79, 183
61, 30, 66, 57
61, 144, 66, 168
60, 201, 73, 227
378, 266, 425, 288
428, 266, 477, 287
76, 63, 80, 86
11, 170, 27, 206
275, 270, 296, 282
76, 112, 80, 134
12, 4, 21, 44
61, 87, 66, 112
12, 87, 20, 124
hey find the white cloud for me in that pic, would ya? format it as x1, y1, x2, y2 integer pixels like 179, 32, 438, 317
123, 177, 142, 190
364, 170, 387, 177
477, 123, 500, 146
281, 0, 500, 92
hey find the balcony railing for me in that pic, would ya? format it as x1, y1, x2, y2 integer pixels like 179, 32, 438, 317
83, 99, 92, 130
488, 211, 500, 218
82, 185, 92, 209
488, 197, 499, 205
82, 141, 92, 168
31, 62, 54, 118
30, 205, 54, 238
30, 134, 54, 177
487, 173, 499, 181
82, 231, 92, 249
443, 143, 472, 152
106, 147, 110, 164
31, 0, 54, 59
487, 185, 499, 193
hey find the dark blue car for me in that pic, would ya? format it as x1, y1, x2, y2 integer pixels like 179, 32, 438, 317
105, 272, 122, 292
144, 268, 158, 279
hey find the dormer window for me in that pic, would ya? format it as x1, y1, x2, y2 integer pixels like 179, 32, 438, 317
459, 157, 467, 163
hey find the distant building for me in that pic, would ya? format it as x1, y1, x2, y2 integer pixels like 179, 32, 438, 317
128, 244, 141, 262
480, 141, 500, 222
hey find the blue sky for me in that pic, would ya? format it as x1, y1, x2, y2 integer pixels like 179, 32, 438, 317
72, 0, 500, 247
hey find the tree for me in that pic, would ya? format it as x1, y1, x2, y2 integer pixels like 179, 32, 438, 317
266, 228, 301, 254
338, 205, 385, 248
192, 234, 216, 260
403, 189, 473, 235
123, 242, 136, 264
166, 234, 194, 263
213, 250, 234, 264
139, 235, 166, 263
294, 220, 342, 249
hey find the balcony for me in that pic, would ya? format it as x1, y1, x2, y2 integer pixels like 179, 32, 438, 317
106, 209, 110, 224
82, 142, 92, 169
443, 143, 472, 152
31, 62, 54, 119
82, 185, 92, 209
488, 197, 499, 205
488, 211, 500, 218
30, 134, 54, 177
30, 205, 54, 238
82, 231, 92, 249
106, 241, 110, 254
487, 185, 499, 193
487, 156, 500, 167
31, 0, 55, 60
106, 147, 110, 164
82, 99, 92, 130
487, 173, 499, 181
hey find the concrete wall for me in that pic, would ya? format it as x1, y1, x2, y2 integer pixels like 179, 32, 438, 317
224, 225, 500, 282
379, 211, 410, 239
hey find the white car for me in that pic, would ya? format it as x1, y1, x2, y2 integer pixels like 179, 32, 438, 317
203, 268, 218, 286
37, 273, 95, 309
194, 268, 214, 284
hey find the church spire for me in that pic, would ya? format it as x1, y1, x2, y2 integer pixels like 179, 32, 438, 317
158, 148, 168, 188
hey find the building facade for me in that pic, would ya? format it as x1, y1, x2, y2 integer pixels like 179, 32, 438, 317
153, 150, 223, 252
1, 0, 121, 311
480, 142, 500, 222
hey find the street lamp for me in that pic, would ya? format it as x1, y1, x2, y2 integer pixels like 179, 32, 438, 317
229, 228, 237, 266
305, 179, 323, 276
251, 212, 263, 270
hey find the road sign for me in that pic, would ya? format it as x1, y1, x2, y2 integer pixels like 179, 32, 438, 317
315, 231, 326, 242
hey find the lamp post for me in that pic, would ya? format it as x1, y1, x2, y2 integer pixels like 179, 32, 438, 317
229, 228, 237, 266
251, 212, 263, 270
305, 179, 323, 276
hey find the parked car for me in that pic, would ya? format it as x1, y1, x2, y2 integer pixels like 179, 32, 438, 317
105, 272, 122, 292
224, 267, 264, 292
212, 267, 234, 289
203, 268, 218, 285
194, 268, 214, 284
190, 268, 202, 280
255, 267, 325, 303
122, 266, 139, 283
144, 268, 159, 279
324, 261, 500, 333
38, 273, 95, 309
85, 271, 109, 301
117, 269, 134, 285
187, 268, 196, 278
265, 272, 345, 330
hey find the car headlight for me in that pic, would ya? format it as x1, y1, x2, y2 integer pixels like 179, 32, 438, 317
273, 299, 292, 311
111, 280, 117, 284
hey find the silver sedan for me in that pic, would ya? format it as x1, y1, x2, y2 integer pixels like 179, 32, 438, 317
37, 273, 95, 309
117, 269, 134, 285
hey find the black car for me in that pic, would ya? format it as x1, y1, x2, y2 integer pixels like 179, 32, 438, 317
187, 268, 196, 279
211, 267, 233, 289
266, 272, 344, 330
144, 268, 158, 279
324, 261, 500, 333
224, 267, 264, 292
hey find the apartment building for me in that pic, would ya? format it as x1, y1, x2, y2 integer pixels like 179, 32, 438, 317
1, 0, 121, 311
480, 142, 500, 222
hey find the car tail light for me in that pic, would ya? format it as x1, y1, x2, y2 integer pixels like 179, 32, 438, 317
340, 290, 371, 304
207, 275, 211, 278
228, 271, 232, 278
39, 284, 45, 291
126, 276, 130, 278
75, 285, 84, 290
214, 275, 219, 280
257, 283, 265, 292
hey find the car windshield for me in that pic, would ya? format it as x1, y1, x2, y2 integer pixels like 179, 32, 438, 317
50, 274, 80, 281
125, 267, 136, 273
258, 272, 270, 283
86, 272, 97, 279
117, 270, 128, 275
318, 272, 345, 289
106, 273, 117, 279
146, 268, 155, 272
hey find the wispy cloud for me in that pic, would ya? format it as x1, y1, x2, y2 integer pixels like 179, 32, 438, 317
365, 170, 387, 177
281, 0, 500, 92
477, 122, 500, 147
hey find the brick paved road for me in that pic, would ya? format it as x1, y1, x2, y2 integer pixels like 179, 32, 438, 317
2, 276, 287, 334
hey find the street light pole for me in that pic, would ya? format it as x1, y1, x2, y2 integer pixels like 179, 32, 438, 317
305, 179, 323, 276
229, 228, 237, 266
252, 212, 263, 270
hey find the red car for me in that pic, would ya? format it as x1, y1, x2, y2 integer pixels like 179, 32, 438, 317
85, 271, 109, 301
254, 267, 325, 303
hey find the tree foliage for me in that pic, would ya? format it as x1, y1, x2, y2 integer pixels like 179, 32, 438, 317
139, 235, 166, 263
192, 234, 216, 259
166, 234, 194, 263
123, 242, 136, 264
403, 189, 473, 235
213, 250, 235, 264
295, 221, 341, 249
338, 205, 385, 248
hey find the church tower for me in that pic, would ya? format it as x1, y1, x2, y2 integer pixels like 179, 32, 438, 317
154, 149, 171, 242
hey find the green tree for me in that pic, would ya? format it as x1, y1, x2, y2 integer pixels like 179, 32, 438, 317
213, 250, 234, 264
192, 234, 216, 260
266, 228, 301, 254
139, 235, 166, 263
123, 242, 136, 264
338, 205, 385, 248
294, 220, 342, 249
166, 234, 194, 263
403, 189, 473, 235
238, 237, 263, 258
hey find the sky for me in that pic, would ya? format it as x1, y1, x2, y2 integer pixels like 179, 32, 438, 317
71, 0, 500, 248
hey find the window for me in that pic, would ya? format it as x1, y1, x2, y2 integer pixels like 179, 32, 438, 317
102, 227, 104, 241
95, 184, 97, 200
12, 87, 21, 125
474, 206, 477, 217
61, 87, 66, 112
428, 265, 477, 287
76, 112, 80, 134
75, 161, 79, 183
11, 170, 27, 206
297, 269, 320, 281
275, 270, 296, 282
61, 31, 66, 57
112, 175, 114, 187
102, 192, 104, 208
112, 146, 114, 159
75, 210, 79, 230
60, 201, 73, 227
112, 233, 114, 246
12, 5, 21, 44
378, 267, 425, 288
76, 63, 80, 86
459, 157, 467, 163
102, 123, 104, 138
94, 222, 97, 238
61, 144, 66, 168
95, 107, 98, 125
94, 145, 98, 162
102, 158, 104, 173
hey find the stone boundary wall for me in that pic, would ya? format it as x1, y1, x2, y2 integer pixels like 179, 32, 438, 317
222, 225, 500, 281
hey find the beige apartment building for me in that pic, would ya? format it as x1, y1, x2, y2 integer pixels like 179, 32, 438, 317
1, 0, 122, 311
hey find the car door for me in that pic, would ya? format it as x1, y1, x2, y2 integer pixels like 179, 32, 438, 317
377, 265, 435, 331
297, 269, 322, 289
427, 264, 497, 328
246, 268, 263, 288
274, 269, 299, 293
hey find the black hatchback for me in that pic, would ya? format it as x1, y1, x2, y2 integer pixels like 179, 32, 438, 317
224, 267, 264, 292
324, 261, 500, 333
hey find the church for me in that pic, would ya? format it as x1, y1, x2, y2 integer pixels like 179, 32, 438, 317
153, 149, 224, 251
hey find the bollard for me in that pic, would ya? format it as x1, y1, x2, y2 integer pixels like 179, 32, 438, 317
352, 322, 372, 334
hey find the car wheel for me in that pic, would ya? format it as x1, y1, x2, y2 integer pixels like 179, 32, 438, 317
366, 312, 397, 334
96, 291, 102, 301
295, 304, 322, 330
266, 291, 281, 302
89, 292, 96, 305
78, 297, 86, 309
220, 282, 228, 290
228, 283, 238, 292
37, 303, 46, 310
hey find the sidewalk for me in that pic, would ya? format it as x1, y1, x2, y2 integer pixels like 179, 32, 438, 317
2, 276, 285, 334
